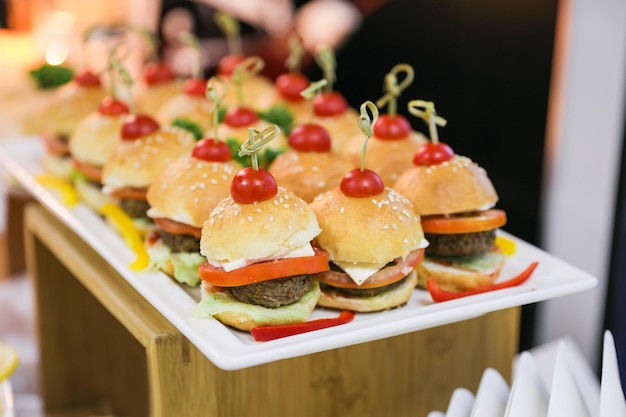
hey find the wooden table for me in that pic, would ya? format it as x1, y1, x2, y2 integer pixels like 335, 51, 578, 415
23, 204, 520, 417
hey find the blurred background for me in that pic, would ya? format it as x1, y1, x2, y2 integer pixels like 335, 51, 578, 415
0, 0, 624, 414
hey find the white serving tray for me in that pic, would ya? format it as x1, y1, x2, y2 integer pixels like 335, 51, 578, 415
0, 137, 598, 370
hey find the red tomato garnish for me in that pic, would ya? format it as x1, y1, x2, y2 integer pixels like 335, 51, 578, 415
98, 96, 130, 116
373, 114, 411, 140
288, 123, 331, 152
74, 70, 101, 88
275, 72, 309, 101
143, 62, 176, 85
230, 167, 278, 203
40, 130, 69, 156
153, 217, 202, 238
183, 78, 208, 97
108, 186, 148, 200
121, 114, 160, 140
217, 54, 247, 76
251, 310, 354, 341
426, 261, 539, 302
317, 248, 424, 289
340, 168, 385, 197
413, 142, 454, 165
192, 138, 233, 162
199, 247, 329, 286
224, 106, 259, 127
313, 91, 348, 117
421, 209, 507, 234
72, 159, 103, 183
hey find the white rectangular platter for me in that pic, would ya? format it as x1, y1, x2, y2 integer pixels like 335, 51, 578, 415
0, 137, 597, 370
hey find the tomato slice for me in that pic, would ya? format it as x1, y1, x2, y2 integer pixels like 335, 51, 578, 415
317, 248, 425, 289
199, 247, 330, 287
41, 129, 70, 156
421, 209, 507, 234
153, 217, 202, 238
108, 186, 148, 201
72, 159, 103, 183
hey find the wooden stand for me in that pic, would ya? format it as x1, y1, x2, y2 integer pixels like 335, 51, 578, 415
24, 204, 520, 417
0, 185, 35, 280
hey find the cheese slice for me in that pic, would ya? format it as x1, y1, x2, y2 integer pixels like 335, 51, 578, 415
209, 243, 315, 272
333, 261, 386, 286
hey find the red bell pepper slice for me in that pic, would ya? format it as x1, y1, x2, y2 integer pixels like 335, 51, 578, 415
426, 261, 539, 302
250, 310, 355, 342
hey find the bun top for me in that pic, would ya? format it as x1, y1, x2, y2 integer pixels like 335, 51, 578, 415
136, 79, 184, 117
222, 75, 276, 110
68, 112, 125, 167
200, 187, 321, 263
146, 156, 240, 227
156, 93, 214, 133
39, 85, 106, 136
393, 155, 498, 216
310, 108, 361, 154
310, 187, 425, 266
268, 150, 354, 203
102, 125, 195, 192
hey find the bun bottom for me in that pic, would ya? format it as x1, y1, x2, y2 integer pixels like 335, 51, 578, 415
318, 271, 418, 312
73, 178, 119, 211
41, 154, 73, 180
416, 256, 505, 292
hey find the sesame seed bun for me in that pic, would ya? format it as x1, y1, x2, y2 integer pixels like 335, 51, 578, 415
222, 75, 277, 111
39, 84, 106, 138
40, 154, 73, 180
309, 109, 362, 153
102, 125, 195, 193
135, 80, 184, 117
344, 131, 429, 186
268, 150, 354, 203
200, 187, 321, 263
415, 254, 506, 291
393, 155, 499, 215
68, 112, 124, 168
146, 155, 240, 227
156, 94, 214, 134
310, 187, 425, 266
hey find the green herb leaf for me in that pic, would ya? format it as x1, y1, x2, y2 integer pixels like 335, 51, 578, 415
257, 105, 294, 135
226, 137, 249, 167
29, 64, 74, 90
171, 118, 204, 140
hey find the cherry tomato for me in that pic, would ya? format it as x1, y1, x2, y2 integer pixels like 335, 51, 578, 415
288, 123, 331, 152
224, 106, 259, 127
217, 54, 247, 76
275, 72, 309, 101
421, 209, 507, 234
121, 114, 160, 140
143, 62, 176, 85
199, 247, 329, 286
74, 70, 101, 88
98, 96, 130, 116
373, 114, 411, 140
230, 167, 278, 203
192, 138, 233, 162
313, 91, 348, 117
413, 142, 455, 165
340, 168, 385, 197
183, 78, 208, 97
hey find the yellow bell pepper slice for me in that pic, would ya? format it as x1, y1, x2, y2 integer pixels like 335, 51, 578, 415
99, 203, 149, 271
496, 235, 516, 256
35, 174, 78, 207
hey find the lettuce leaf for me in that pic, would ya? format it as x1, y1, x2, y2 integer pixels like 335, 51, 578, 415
147, 240, 205, 286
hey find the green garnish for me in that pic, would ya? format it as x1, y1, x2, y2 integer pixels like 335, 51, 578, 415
29, 64, 74, 89
257, 105, 294, 135
172, 118, 204, 140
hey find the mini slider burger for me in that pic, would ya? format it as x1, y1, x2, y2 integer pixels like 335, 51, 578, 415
145, 84, 241, 286
393, 100, 508, 291
344, 64, 428, 186
309, 102, 427, 312
101, 113, 195, 232
68, 95, 129, 210
191, 125, 328, 331
39, 70, 106, 179
268, 80, 353, 202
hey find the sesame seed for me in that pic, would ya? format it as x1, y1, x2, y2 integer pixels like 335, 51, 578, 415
256, 208, 262, 213
269, 215, 274, 221
210, 179, 217, 185
283, 204, 290, 208
383, 225, 389, 230
340, 207, 345, 214
247, 216, 253, 222
391, 223, 398, 230
193, 197, 199, 204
